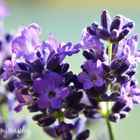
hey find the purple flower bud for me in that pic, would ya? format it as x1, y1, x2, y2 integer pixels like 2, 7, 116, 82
88, 22, 99, 35
37, 116, 56, 127
126, 69, 136, 77
117, 59, 130, 74
110, 29, 119, 42
66, 91, 83, 107
62, 132, 72, 140
117, 74, 130, 83
122, 21, 134, 29
123, 105, 132, 112
60, 63, 69, 73
54, 122, 73, 136
110, 16, 121, 31
112, 101, 126, 113
5, 33, 12, 43
105, 73, 116, 84
43, 127, 57, 138
47, 54, 60, 71
64, 109, 78, 119
84, 108, 101, 119
82, 50, 98, 60
87, 26, 96, 35
76, 129, 90, 140
101, 93, 110, 101
27, 101, 40, 112
96, 26, 110, 40
119, 111, 128, 119
110, 58, 124, 70
109, 113, 120, 122
32, 113, 44, 121
101, 10, 111, 31
110, 91, 121, 101
117, 28, 130, 41
30, 59, 44, 73
6, 79, 15, 92
17, 62, 31, 71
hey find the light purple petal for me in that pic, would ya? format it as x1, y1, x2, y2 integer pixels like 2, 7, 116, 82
12, 23, 42, 62
132, 96, 140, 104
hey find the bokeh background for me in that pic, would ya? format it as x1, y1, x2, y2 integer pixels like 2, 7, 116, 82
4, 0, 140, 139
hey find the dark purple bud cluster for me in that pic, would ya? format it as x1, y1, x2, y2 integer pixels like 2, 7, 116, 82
1, 10, 140, 140
87, 10, 134, 43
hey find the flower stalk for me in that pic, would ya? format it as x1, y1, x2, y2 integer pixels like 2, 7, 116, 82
106, 102, 115, 140
106, 41, 115, 140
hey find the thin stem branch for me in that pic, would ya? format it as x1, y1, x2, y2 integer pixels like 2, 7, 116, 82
105, 42, 115, 140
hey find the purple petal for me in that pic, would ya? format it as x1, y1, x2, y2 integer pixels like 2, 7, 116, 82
0, 60, 15, 81
93, 76, 104, 87
14, 103, 24, 112
130, 85, 140, 96
50, 98, 63, 109
15, 93, 25, 103
33, 72, 63, 95
83, 80, 94, 90
56, 87, 70, 100
12, 23, 41, 62
78, 72, 89, 83
132, 96, 140, 104
43, 72, 63, 91
33, 78, 49, 95
38, 94, 49, 109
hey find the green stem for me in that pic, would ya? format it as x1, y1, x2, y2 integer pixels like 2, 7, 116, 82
108, 41, 112, 63
106, 102, 115, 140
105, 42, 115, 140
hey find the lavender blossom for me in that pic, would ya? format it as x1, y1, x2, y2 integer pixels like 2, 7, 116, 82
1, 9, 140, 140
33, 72, 70, 110
78, 59, 105, 89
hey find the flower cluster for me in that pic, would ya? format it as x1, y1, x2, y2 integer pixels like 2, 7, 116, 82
1, 9, 140, 140
78, 10, 140, 122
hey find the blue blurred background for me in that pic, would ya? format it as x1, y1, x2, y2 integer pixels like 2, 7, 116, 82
4, 0, 140, 139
